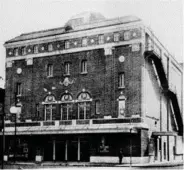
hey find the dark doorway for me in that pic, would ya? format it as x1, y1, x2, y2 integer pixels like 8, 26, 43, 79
55, 141, 65, 161
44, 142, 53, 161
80, 140, 90, 162
68, 141, 77, 161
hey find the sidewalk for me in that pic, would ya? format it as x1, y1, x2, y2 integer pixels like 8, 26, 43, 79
2, 160, 183, 168
116, 161, 183, 167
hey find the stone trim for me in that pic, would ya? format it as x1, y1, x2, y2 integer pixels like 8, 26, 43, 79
2, 122, 149, 135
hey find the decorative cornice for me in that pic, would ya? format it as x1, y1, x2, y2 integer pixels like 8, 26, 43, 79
6, 39, 143, 62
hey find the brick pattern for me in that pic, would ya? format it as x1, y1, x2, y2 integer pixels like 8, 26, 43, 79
5, 44, 143, 121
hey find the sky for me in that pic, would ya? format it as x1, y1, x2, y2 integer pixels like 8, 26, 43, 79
0, 0, 183, 87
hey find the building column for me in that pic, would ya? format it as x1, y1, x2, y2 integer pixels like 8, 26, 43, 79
65, 140, 68, 161
77, 137, 80, 161
53, 140, 56, 161
157, 137, 160, 161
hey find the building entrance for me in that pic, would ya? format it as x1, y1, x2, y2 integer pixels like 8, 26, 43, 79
68, 140, 78, 161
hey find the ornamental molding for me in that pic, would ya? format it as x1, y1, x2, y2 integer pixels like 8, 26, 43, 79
59, 77, 75, 87
6, 39, 143, 62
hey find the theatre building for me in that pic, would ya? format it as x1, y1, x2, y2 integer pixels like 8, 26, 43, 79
2, 12, 183, 163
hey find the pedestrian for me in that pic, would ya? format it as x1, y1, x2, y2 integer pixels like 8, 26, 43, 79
118, 148, 123, 164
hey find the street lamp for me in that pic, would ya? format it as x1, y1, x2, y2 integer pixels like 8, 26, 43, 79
10, 106, 19, 163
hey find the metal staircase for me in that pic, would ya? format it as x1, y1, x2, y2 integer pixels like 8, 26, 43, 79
145, 50, 183, 135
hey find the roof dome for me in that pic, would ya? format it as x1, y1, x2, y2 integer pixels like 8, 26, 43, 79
64, 11, 106, 30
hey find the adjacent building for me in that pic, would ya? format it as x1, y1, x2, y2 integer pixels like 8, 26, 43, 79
1, 12, 183, 163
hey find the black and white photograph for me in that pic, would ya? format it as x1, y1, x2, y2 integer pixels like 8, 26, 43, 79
0, 0, 183, 169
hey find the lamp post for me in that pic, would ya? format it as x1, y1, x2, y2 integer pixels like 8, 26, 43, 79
10, 106, 19, 163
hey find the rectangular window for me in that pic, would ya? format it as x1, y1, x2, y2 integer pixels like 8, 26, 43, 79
16, 83, 22, 96
78, 102, 91, 119
14, 48, 19, 56
65, 41, 70, 49
82, 38, 88, 47
81, 60, 87, 73
119, 73, 125, 88
78, 103, 85, 119
95, 100, 100, 115
114, 33, 120, 42
44, 104, 56, 121
33, 45, 38, 54
98, 35, 104, 44
48, 44, 53, 51
45, 105, 52, 121
21, 47, 26, 55
64, 62, 70, 75
47, 64, 53, 77
36, 104, 39, 118
61, 103, 73, 120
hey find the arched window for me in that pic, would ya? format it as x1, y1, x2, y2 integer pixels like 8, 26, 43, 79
60, 93, 73, 120
43, 95, 57, 121
77, 92, 92, 119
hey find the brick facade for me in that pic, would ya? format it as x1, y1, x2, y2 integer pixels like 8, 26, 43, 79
5, 44, 143, 121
